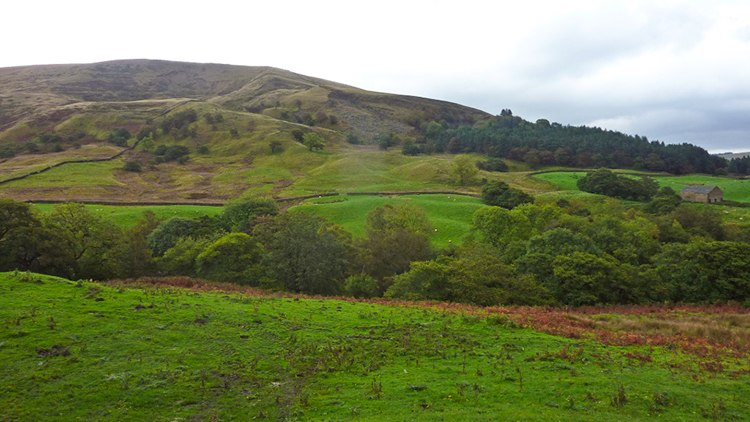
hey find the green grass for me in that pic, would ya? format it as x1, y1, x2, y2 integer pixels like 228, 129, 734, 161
0, 144, 123, 184
2, 272, 749, 421
31, 203, 223, 228
29, 194, 483, 246
292, 194, 486, 248
652, 175, 750, 203
1, 160, 125, 188
534, 172, 750, 202
532, 172, 588, 191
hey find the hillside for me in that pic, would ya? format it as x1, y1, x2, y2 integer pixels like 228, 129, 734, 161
0, 60, 492, 203
0, 59, 488, 143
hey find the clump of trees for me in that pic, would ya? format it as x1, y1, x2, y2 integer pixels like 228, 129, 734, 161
122, 161, 142, 172
154, 145, 190, 163
108, 128, 131, 147
577, 169, 658, 201
476, 158, 508, 172
481, 181, 534, 209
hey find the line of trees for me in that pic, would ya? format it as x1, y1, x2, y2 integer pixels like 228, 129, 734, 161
401, 114, 728, 175
3, 193, 750, 307
0, 198, 432, 298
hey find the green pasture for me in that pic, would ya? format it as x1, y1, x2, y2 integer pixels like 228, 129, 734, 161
292, 194, 486, 249
29, 194, 484, 248
0, 160, 125, 188
32, 203, 223, 228
654, 175, 750, 203
532, 172, 588, 191
534, 171, 750, 202
2, 272, 749, 422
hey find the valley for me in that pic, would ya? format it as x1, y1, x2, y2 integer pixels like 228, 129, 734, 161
3, 59, 750, 422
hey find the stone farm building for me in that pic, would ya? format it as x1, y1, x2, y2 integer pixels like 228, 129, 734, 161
680, 185, 724, 203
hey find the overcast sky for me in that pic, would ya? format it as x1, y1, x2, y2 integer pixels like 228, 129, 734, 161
3, 0, 750, 152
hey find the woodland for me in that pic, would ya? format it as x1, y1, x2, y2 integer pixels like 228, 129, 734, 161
3, 178, 749, 308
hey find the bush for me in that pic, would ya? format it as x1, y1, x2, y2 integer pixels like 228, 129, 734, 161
0, 145, 17, 158
482, 181, 534, 209
291, 129, 305, 143
377, 133, 399, 150
476, 158, 509, 172
108, 128, 131, 147
23, 143, 39, 154
346, 134, 362, 145
155, 145, 190, 162
344, 274, 379, 298
123, 161, 142, 172
401, 139, 421, 156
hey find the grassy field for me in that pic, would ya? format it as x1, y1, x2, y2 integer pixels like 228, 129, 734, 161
29, 194, 485, 248
31, 203, 224, 228
292, 194, 487, 249
0, 144, 124, 184
2, 272, 750, 421
653, 175, 750, 203
532, 172, 589, 191
533, 172, 750, 202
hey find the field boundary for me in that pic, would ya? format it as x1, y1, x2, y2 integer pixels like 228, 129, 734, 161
530, 169, 749, 179
0, 100, 196, 186
24, 191, 482, 207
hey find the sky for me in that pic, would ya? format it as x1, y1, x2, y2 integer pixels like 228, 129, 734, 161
3, 0, 750, 152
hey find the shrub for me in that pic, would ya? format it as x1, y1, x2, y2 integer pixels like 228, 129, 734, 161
108, 128, 131, 147
155, 145, 190, 162
401, 138, 421, 156
481, 181, 534, 209
291, 129, 305, 143
476, 158, 509, 172
123, 161, 142, 172
346, 134, 362, 145
344, 274, 379, 298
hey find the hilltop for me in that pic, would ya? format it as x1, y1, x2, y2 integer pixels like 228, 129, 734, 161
0, 59, 488, 143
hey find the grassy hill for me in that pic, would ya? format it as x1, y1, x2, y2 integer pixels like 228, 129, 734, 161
3, 271, 750, 421
0, 60, 487, 145
0, 60, 497, 203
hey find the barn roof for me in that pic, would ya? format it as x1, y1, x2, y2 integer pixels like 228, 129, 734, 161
680, 185, 721, 194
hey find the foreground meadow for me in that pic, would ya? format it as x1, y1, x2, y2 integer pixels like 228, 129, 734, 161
2, 272, 750, 422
